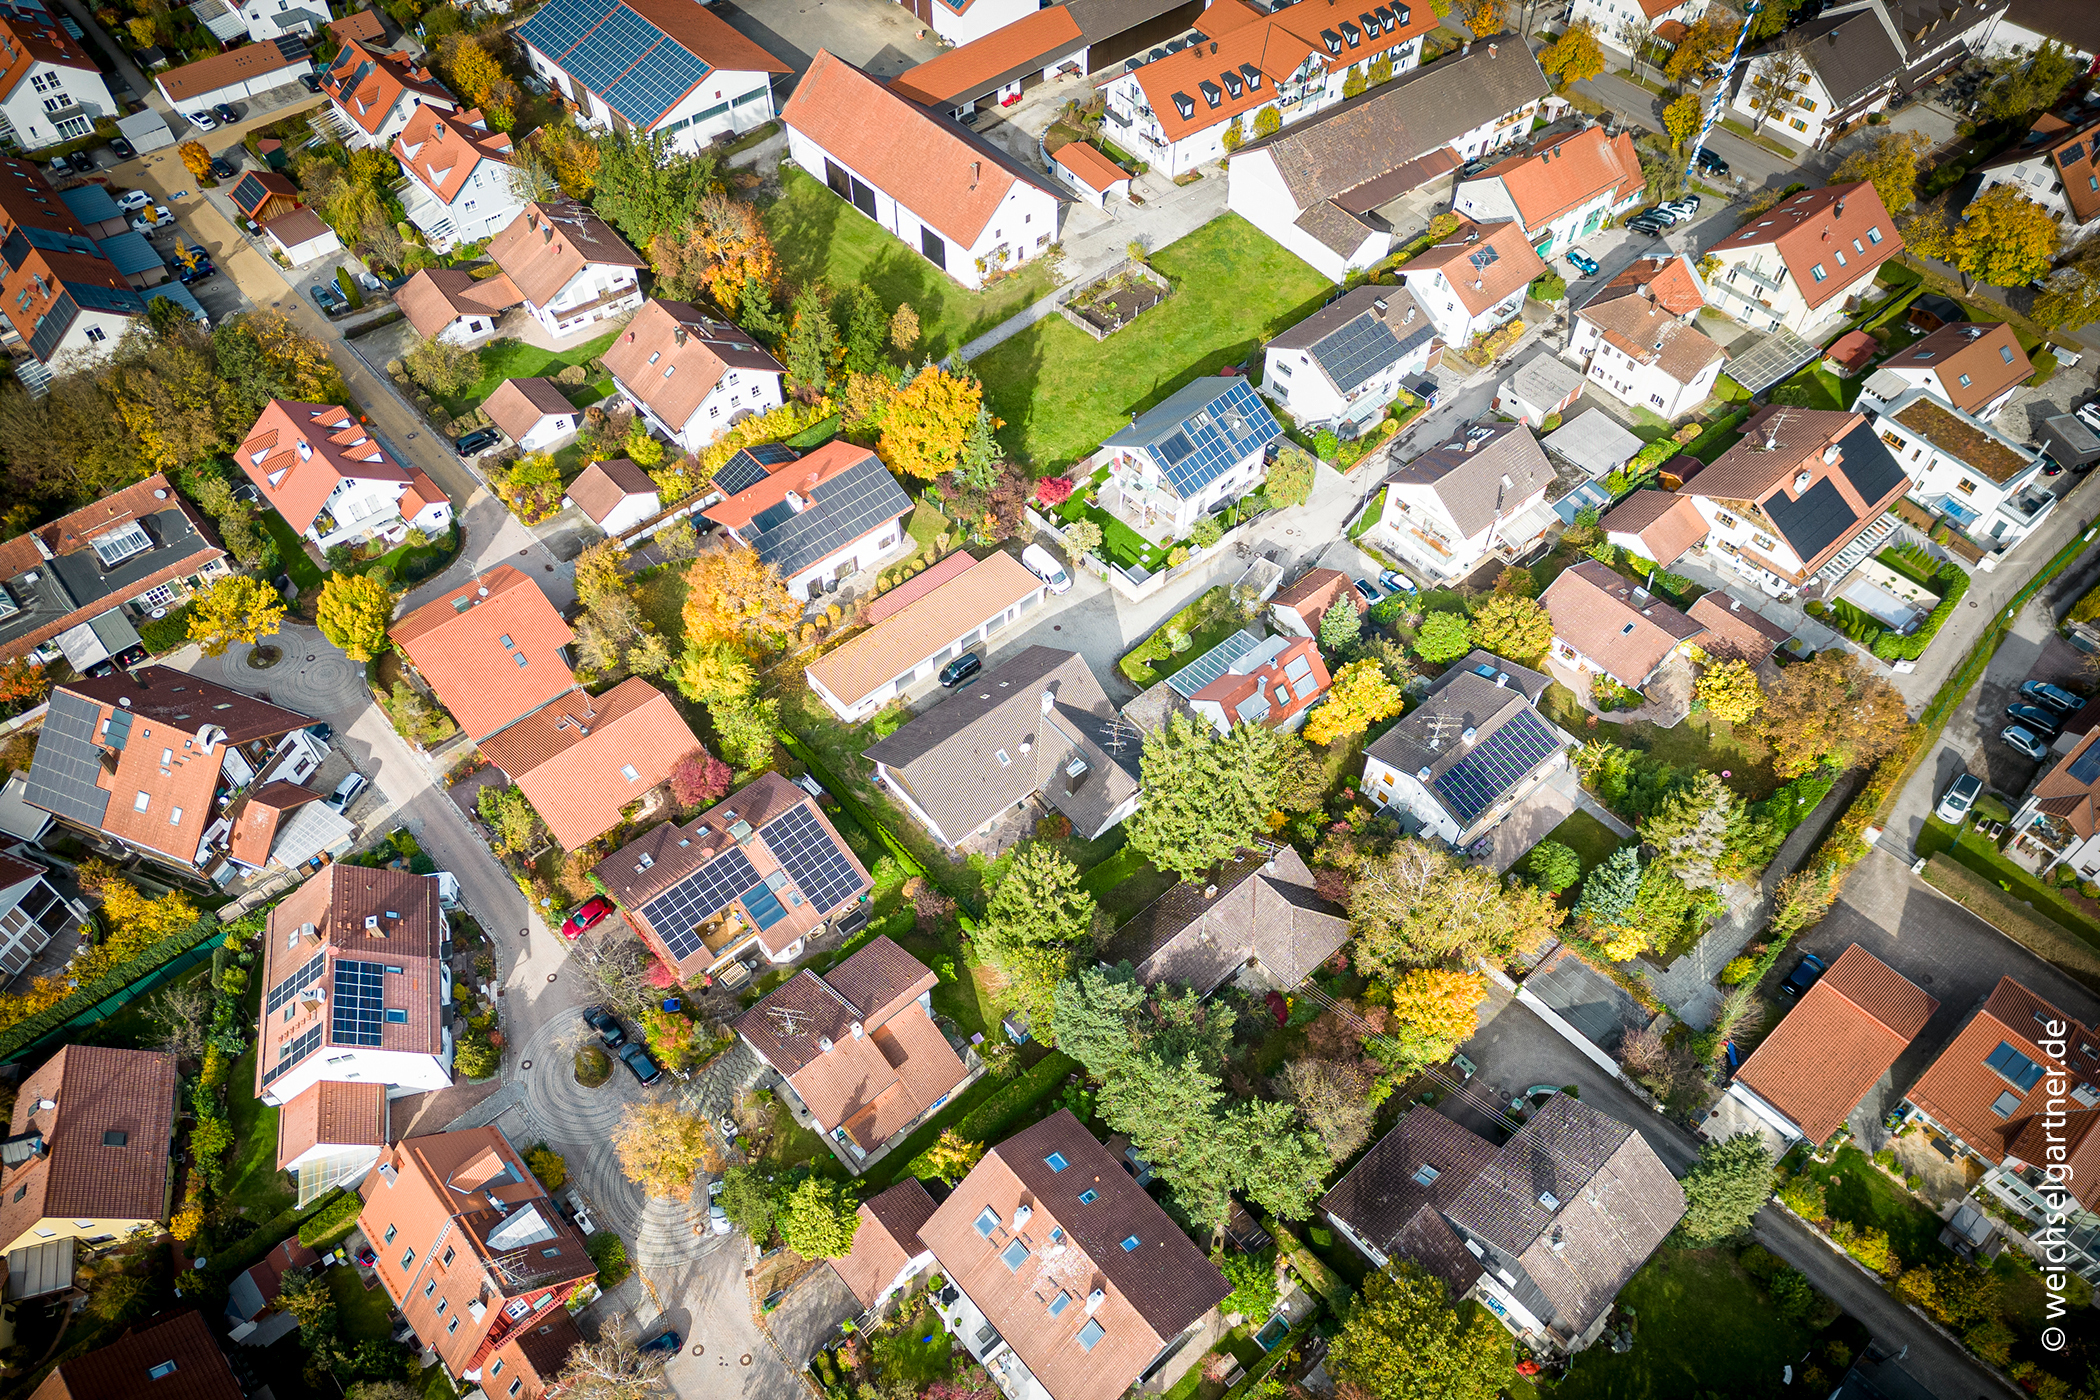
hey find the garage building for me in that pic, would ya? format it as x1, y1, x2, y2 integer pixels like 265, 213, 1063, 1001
155, 36, 313, 112
889, 0, 1204, 116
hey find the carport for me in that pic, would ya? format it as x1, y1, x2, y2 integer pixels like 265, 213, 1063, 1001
116, 108, 175, 153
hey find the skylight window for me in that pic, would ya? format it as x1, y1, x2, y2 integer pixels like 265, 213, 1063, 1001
147, 1362, 178, 1380
1045, 1152, 1069, 1172
91, 521, 152, 565
975, 1207, 1001, 1237
1985, 1041, 2046, 1091
1077, 1321, 1106, 1352
1866, 226, 1882, 244
1000, 1239, 1031, 1270
1120, 1234, 1140, 1252
1811, 264, 1828, 283
1413, 1164, 1440, 1186
1049, 1291, 1071, 1316
1079, 1189, 1098, 1204
1992, 1090, 2022, 1118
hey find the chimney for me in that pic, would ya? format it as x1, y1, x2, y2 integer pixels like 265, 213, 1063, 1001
1462, 726, 1477, 744
1417, 765, 1433, 780
674, 326, 688, 346
818, 1035, 834, 1053
1203, 884, 1219, 899
1040, 689, 1056, 713
1373, 297, 1388, 320
1488, 42, 1496, 58
969, 161, 980, 190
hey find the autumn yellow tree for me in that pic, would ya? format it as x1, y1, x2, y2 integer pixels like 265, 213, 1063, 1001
178, 141, 213, 182
671, 192, 777, 310
1305, 659, 1405, 745
1832, 129, 1933, 216
102, 331, 239, 473
614, 1102, 718, 1199
1386, 968, 1489, 1060
532, 120, 602, 198
681, 545, 801, 651
1948, 184, 2062, 289
446, 35, 505, 107
315, 572, 395, 662
1459, 0, 1504, 36
1663, 93, 1705, 155
240, 310, 351, 403
670, 639, 757, 705
1665, 12, 1737, 84
1695, 658, 1763, 725
915, 1129, 984, 1184
877, 365, 982, 480
126, 16, 156, 45
77, 860, 200, 974
1755, 650, 1908, 776
1469, 593, 1551, 662
1539, 20, 1605, 85
186, 574, 286, 656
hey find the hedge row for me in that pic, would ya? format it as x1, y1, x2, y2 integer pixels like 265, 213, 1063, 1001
0, 915, 223, 1064
1922, 855, 2100, 994
296, 1187, 364, 1248
778, 729, 983, 920
1264, 1218, 1354, 1313
1869, 560, 1970, 662
950, 1052, 1077, 1143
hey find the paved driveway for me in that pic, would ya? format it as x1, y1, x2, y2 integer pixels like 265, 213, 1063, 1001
709, 0, 941, 83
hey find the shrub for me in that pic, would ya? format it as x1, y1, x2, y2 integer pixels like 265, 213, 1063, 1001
526, 1145, 568, 1190
587, 1231, 631, 1286
138, 604, 196, 655
575, 1044, 612, 1086
1720, 956, 1755, 985
298, 1189, 364, 1247
1035, 477, 1075, 506
455, 1025, 499, 1078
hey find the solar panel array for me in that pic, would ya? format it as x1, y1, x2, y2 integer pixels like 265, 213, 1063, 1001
22, 691, 111, 829
1167, 629, 1262, 699
714, 443, 796, 495
520, 0, 711, 128
263, 1024, 323, 1086
1310, 312, 1406, 395
762, 804, 867, 913
754, 457, 913, 580
1151, 380, 1280, 497
333, 960, 386, 1046
1468, 245, 1500, 271
2065, 141, 2087, 166
641, 847, 761, 960
266, 953, 327, 1016
2070, 745, 2100, 784
1433, 709, 1562, 823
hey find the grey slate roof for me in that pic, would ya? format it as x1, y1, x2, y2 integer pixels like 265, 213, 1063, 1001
863, 647, 1140, 844
1504, 350, 1584, 411
1064, 0, 1198, 45
1267, 285, 1435, 396
1319, 1107, 1497, 1253
1103, 844, 1347, 993
1233, 39, 1552, 210
745, 451, 913, 580
1103, 377, 1281, 501
1294, 200, 1380, 256
1542, 408, 1645, 478
1364, 667, 1567, 823
0, 500, 218, 659
1385, 421, 1556, 539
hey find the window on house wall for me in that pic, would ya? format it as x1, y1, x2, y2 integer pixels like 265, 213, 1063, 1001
1957, 478, 1977, 495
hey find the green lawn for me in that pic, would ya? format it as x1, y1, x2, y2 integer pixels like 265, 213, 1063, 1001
349, 521, 461, 586
1542, 688, 1785, 803
260, 509, 324, 589
220, 1043, 294, 1219
1771, 362, 1865, 413
1350, 487, 1386, 540
1917, 815, 2100, 953
328, 1264, 397, 1343
1052, 469, 1173, 570
438, 329, 620, 420
1539, 809, 1627, 878
871, 1304, 955, 1388
973, 215, 1331, 471
761, 167, 1051, 360
1821, 1145, 1952, 1268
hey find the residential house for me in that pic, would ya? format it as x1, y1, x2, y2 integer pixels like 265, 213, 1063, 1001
838, 1111, 1230, 1400
1186, 633, 1331, 735
1370, 421, 1557, 584
357, 1128, 592, 1397
1686, 590, 1793, 664
865, 646, 1142, 848
601, 298, 787, 453
1493, 350, 1584, 430
237, 400, 453, 552
223, 778, 353, 873
388, 565, 576, 743
1570, 254, 1726, 420
1701, 182, 1903, 335
805, 552, 1050, 721
736, 937, 972, 1170
887, 0, 1208, 116
239, 0, 329, 42
701, 440, 910, 599
1542, 408, 1648, 486
226, 1235, 322, 1345
1854, 320, 2033, 424
1728, 0, 2005, 150
27, 1310, 242, 1400
319, 40, 457, 149
1321, 1094, 1685, 1353
0, 1044, 176, 1255
1268, 567, 1366, 639
254, 864, 452, 1122
0, 472, 229, 669
485, 200, 647, 340
0, 852, 85, 979
154, 37, 314, 114
263, 209, 343, 267
1599, 490, 1709, 567
592, 771, 872, 983
1451, 124, 1644, 259
2009, 729, 2100, 877
276, 1080, 389, 1207
1540, 558, 1704, 690
1976, 111, 2100, 241
562, 458, 660, 536
1680, 405, 1914, 594
1399, 218, 1551, 348
518, 0, 787, 156
1051, 140, 1131, 208
328, 10, 385, 46
1863, 385, 2054, 550
1099, 377, 1282, 538
229, 170, 302, 224
397, 266, 524, 346
0, 11, 117, 148
1714, 944, 1937, 1151
1570, 0, 1710, 54
784, 50, 1066, 290
484, 377, 581, 452
1261, 285, 1436, 434
393, 105, 524, 250
828, 1178, 939, 1311
20, 667, 315, 872
1104, 844, 1348, 995
1979, 0, 2099, 62
474, 680, 701, 850
1897, 977, 2100, 1283
1226, 39, 1555, 279
1361, 650, 1571, 849
1102, 0, 1441, 180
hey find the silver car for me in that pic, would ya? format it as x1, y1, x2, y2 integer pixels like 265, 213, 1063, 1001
326, 772, 367, 813
1934, 772, 1981, 823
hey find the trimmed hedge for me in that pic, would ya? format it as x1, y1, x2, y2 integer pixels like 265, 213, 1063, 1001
296, 1187, 363, 1247
0, 915, 223, 1064
138, 603, 195, 655
1869, 558, 1970, 661
1264, 1218, 1354, 1312
950, 1052, 1077, 1143
1922, 855, 2100, 993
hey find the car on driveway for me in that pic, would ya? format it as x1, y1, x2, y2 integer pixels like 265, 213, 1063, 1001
1352, 578, 1380, 604
213, 103, 240, 124
2003, 724, 2050, 760
1020, 542, 1072, 594
107, 136, 135, 160
187, 111, 217, 131
562, 897, 614, 938
1565, 248, 1599, 276
2022, 679, 2084, 713
309, 283, 348, 317
938, 652, 982, 687
1780, 951, 1828, 997
209, 156, 236, 179
300, 72, 322, 92
2007, 702, 2064, 737
454, 425, 502, 456
1663, 196, 1701, 219
1378, 568, 1416, 595
1935, 772, 1982, 824
2077, 401, 2100, 435
564, 1190, 597, 1235
129, 207, 171, 232
618, 1041, 663, 1085
639, 1331, 681, 1359
326, 772, 367, 813
706, 1177, 731, 1235
582, 1005, 626, 1050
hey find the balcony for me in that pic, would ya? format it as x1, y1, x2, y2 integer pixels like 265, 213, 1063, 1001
1724, 262, 1787, 296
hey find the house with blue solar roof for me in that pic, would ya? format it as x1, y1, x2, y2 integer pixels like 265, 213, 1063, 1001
1361, 649, 1575, 856
1261, 285, 1434, 434
1099, 376, 1282, 537
703, 440, 913, 600
518, 0, 787, 157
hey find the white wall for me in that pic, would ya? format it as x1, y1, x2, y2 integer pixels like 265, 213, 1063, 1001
511, 410, 577, 453
1361, 755, 1463, 843
308, 477, 453, 548
242, 0, 326, 41
1869, 402, 2049, 546
432, 313, 497, 347
1263, 333, 1426, 429
1, 62, 117, 146
262, 1035, 454, 1108
1704, 245, 1878, 336
782, 520, 905, 601
521, 263, 643, 337
270, 226, 344, 267
1400, 266, 1522, 344
158, 57, 313, 111
928, 0, 1036, 46
1727, 64, 1850, 150
616, 367, 785, 456
523, 42, 774, 156
1575, 330, 1722, 420
596, 491, 660, 537
1226, 146, 1384, 281
1570, 0, 1707, 52
401, 159, 527, 251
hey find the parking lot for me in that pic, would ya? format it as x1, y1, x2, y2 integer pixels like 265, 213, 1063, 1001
708, 0, 941, 83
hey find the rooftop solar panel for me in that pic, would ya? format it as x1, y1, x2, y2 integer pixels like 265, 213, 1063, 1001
1763, 476, 1857, 563
262, 1024, 322, 1086
1309, 312, 1405, 395
753, 457, 912, 580
1167, 629, 1262, 699
2072, 746, 2100, 784
640, 846, 761, 960
1835, 419, 1907, 512
21, 690, 111, 829
1433, 709, 1562, 824
760, 804, 867, 914
266, 952, 327, 1016
332, 959, 385, 1046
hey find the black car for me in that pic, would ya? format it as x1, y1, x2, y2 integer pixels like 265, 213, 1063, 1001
1694, 148, 1729, 177
639, 1331, 681, 1359
213, 102, 241, 124
178, 262, 216, 284
2007, 703, 2064, 737
305, 721, 333, 744
1625, 215, 1670, 235
300, 72, 322, 93
2021, 680, 2084, 713
582, 1005, 626, 1050
618, 1041, 663, 1086
107, 136, 135, 160
209, 156, 236, 179
1780, 952, 1829, 998
454, 425, 502, 456
938, 652, 982, 687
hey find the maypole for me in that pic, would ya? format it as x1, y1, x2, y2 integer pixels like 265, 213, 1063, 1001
1685, 2, 1762, 181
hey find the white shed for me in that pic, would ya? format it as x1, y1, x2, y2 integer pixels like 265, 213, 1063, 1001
564, 457, 661, 537
263, 208, 343, 266
1051, 141, 1130, 209
155, 37, 313, 113
116, 108, 176, 153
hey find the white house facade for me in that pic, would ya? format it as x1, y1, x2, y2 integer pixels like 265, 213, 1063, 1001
1974, 113, 2100, 242
600, 299, 787, 455
0, 15, 117, 148
1371, 422, 1557, 583
1866, 385, 2056, 550
1569, 0, 1709, 54
1700, 181, 1901, 336
1451, 125, 1644, 259
1261, 285, 1436, 432
1099, 376, 1283, 538
392, 106, 524, 251
486, 200, 648, 339
1399, 217, 1551, 346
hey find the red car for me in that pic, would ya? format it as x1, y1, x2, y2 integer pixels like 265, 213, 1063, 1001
560, 897, 613, 939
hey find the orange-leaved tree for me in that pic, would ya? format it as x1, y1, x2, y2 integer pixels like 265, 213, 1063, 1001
877, 364, 982, 480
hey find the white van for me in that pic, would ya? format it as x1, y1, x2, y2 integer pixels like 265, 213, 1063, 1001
1021, 543, 1072, 595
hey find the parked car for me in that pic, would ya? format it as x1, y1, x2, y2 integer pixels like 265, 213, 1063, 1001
706, 1178, 731, 1235
309, 283, 348, 317
212, 102, 240, 124
1695, 148, 1730, 176
618, 1041, 663, 1085
1626, 212, 1673, 233
107, 136, 135, 160
2003, 725, 2051, 760
2008, 703, 2065, 736
1352, 578, 1380, 604
1935, 772, 1982, 823
1663, 196, 1701, 219
454, 425, 502, 456
561, 896, 614, 939
1779, 952, 1829, 997
1378, 568, 1416, 595
2076, 401, 2100, 435
300, 72, 322, 92
581, 1005, 626, 1050
305, 721, 333, 744
116, 189, 153, 212
62, 152, 94, 173
187, 111, 217, 131
129, 207, 171, 233
938, 652, 982, 687
639, 1331, 681, 1358
178, 261, 216, 284
2021, 679, 2084, 713
564, 1190, 597, 1235
1020, 542, 1072, 595
326, 772, 367, 813
1565, 248, 1600, 276
208, 156, 236, 179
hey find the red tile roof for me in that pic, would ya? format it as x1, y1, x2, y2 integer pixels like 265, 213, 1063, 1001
600, 298, 784, 434
1706, 181, 1903, 311
229, 170, 299, 219
483, 376, 577, 443
830, 1178, 938, 1307
1404, 217, 1550, 315
393, 104, 513, 205
158, 40, 310, 101
0, 14, 92, 107
486, 1308, 583, 1400
0, 1046, 177, 1252
1584, 254, 1706, 318
805, 552, 1044, 710
227, 779, 322, 868
1539, 558, 1704, 686
1270, 567, 1365, 632
2031, 729, 2100, 838
396, 267, 523, 339
322, 41, 456, 137
564, 457, 659, 524
889, 5, 1084, 105
236, 400, 413, 535
1472, 126, 1642, 231
476, 680, 699, 849
389, 565, 577, 742
1686, 592, 1791, 665
862, 548, 977, 624
1599, 490, 1708, 567
1052, 140, 1130, 193
29, 1310, 242, 1400
275, 1079, 387, 1169
1882, 321, 2031, 416
487, 200, 645, 310
1191, 635, 1330, 729
703, 439, 873, 531
1733, 945, 1936, 1145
